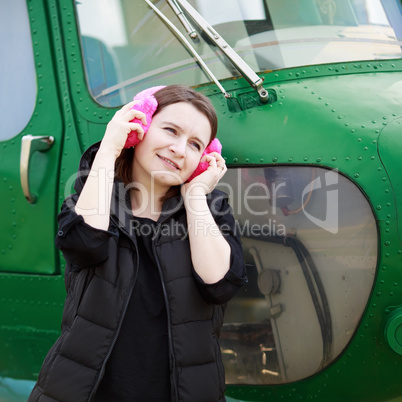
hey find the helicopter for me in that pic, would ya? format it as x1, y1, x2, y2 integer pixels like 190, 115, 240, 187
1, 0, 402, 401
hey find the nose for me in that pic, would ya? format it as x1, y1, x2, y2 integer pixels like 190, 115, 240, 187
169, 138, 186, 157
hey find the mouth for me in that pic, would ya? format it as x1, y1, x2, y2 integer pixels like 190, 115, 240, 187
157, 155, 180, 170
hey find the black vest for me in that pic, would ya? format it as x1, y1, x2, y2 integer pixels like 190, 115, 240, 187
29, 188, 228, 402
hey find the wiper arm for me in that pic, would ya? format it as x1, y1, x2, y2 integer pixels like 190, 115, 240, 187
175, 0, 269, 103
144, 0, 228, 97
167, 0, 197, 40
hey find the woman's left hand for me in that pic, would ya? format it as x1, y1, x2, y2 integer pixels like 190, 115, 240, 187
181, 152, 227, 200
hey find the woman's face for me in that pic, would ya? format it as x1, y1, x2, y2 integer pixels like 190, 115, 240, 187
132, 102, 212, 189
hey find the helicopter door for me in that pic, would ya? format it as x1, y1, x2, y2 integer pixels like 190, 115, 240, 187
0, 0, 62, 274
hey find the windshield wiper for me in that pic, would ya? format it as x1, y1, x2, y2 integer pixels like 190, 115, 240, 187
144, 0, 229, 97
175, 0, 269, 103
167, 0, 198, 40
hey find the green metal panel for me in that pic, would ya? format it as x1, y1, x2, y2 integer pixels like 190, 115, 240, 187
378, 117, 402, 243
0, 0, 62, 275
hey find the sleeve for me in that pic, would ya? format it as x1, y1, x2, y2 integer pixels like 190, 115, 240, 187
193, 194, 247, 305
55, 193, 119, 269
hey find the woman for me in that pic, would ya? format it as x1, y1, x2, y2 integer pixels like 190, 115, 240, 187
29, 85, 246, 402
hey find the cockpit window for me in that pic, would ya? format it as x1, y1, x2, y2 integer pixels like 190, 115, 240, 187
217, 166, 377, 384
75, 0, 402, 106
0, 0, 36, 140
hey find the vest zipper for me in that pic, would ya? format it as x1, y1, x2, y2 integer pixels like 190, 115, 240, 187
152, 238, 179, 402
88, 219, 140, 401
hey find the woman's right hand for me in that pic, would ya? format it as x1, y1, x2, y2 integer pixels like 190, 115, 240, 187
99, 101, 147, 159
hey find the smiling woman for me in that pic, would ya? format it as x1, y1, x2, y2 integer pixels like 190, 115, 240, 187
28, 85, 247, 402
115, 85, 218, 192
131, 102, 212, 190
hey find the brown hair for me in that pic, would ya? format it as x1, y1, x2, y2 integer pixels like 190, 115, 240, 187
116, 85, 218, 186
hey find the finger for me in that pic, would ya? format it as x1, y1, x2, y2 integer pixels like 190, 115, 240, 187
137, 131, 145, 141
119, 100, 137, 113
213, 155, 226, 171
213, 153, 226, 165
126, 108, 147, 125
206, 151, 221, 159
206, 152, 225, 167
204, 154, 217, 169
127, 122, 145, 138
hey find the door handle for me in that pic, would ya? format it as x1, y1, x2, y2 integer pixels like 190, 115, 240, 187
20, 135, 54, 203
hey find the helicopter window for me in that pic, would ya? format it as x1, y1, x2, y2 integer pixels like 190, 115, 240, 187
0, 0, 36, 141
76, 0, 402, 107
75, 0, 237, 106
216, 166, 377, 384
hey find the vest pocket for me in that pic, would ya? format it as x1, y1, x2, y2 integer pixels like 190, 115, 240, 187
177, 363, 220, 402
172, 321, 214, 366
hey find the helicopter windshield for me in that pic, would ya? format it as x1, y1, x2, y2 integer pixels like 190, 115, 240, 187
76, 0, 402, 106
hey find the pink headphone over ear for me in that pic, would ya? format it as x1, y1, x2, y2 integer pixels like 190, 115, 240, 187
186, 138, 222, 182
124, 85, 166, 148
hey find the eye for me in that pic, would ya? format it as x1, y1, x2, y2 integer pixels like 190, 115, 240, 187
164, 127, 177, 134
190, 141, 201, 151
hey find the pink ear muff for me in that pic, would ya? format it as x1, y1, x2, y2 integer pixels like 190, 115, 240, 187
124, 85, 166, 148
186, 138, 222, 182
